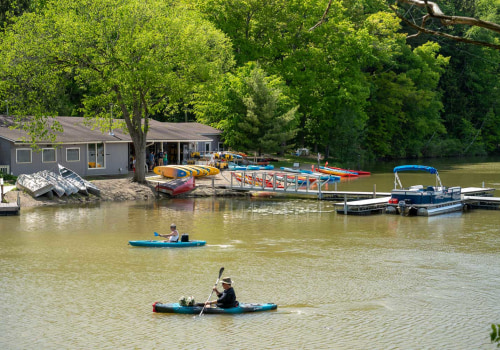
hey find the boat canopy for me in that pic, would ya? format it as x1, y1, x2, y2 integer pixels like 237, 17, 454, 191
393, 165, 442, 189
393, 165, 438, 174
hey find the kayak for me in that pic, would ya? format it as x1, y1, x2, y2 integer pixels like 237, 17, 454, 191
129, 240, 206, 248
152, 302, 277, 314
153, 166, 189, 178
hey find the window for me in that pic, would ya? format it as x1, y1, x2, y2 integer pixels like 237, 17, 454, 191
205, 143, 211, 153
218, 142, 224, 152
42, 148, 56, 163
16, 149, 32, 163
88, 143, 105, 169
66, 148, 80, 162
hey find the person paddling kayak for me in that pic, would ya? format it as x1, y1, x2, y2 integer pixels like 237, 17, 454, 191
204, 277, 238, 308
157, 223, 179, 242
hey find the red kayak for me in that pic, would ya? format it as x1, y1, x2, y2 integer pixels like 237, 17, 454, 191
156, 176, 195, 196
323, 162, 370, 176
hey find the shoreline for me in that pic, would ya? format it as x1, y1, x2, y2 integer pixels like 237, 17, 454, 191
3, 172, 245, 208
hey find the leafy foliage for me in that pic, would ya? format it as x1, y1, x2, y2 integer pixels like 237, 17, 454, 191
0, 0, 233, 182
492, 324, 500, 347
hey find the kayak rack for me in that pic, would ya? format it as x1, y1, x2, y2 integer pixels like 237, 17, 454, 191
228, 171, 384, 200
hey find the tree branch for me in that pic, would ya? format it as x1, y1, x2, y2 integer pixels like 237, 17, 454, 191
397, 0, 500, 34
309, 0, 333, 31
390, 4, 500, 50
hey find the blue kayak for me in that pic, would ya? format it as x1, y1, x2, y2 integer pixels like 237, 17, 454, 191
129, 240, 206, 248
152, 302, 277, 314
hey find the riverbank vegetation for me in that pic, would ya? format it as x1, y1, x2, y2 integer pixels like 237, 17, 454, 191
0, 0, 498, 180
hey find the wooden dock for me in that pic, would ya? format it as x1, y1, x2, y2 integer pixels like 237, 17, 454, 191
333, 188, 497, 215
0, 202, 20, 215
0, 185, 20, 215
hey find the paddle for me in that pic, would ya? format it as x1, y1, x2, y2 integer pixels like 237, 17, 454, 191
154, 232, 160, 237
198, 267, 224, 317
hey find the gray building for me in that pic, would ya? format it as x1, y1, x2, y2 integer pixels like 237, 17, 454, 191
0, 116, 222, 177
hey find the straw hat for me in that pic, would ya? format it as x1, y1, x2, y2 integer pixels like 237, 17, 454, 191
170, 223, 176, 228
221, 277, 233, 285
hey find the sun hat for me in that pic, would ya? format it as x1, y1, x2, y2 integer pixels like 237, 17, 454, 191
170, 223, 176, 228
221, 277, 232, 285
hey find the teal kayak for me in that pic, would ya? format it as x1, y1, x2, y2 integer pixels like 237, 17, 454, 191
152, 302, 277, 314
129, 240, 206, 248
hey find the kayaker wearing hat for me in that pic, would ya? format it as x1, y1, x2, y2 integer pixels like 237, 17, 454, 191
158, 224, 179, 242
205, 277, 238, 308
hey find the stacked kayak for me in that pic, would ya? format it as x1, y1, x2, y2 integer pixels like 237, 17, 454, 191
154, 165, 219, 178
317, 166, 358, 177
229, 164, 274, 171
152, 302, 277, 314
129, 240, 206, 247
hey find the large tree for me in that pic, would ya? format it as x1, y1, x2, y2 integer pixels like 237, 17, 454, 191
196, 62, 299, 156
0, 0, 234, 183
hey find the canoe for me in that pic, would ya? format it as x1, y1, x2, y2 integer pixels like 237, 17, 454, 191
129, 240, 206, 247
152, 302, 277, 314
156, 176, 195, 196
153, 166, 190, 178
16, 173, 54, 198
58, 164, 101, 195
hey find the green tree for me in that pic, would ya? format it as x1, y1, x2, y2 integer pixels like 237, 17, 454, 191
0, 0, 234, 183
196, 63, 299, 155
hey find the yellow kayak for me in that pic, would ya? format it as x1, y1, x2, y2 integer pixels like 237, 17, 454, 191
153, 166, 190, 178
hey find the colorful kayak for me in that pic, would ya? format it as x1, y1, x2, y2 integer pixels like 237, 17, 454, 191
129, 240, 206, 247
153, 166, 189, 178
156, 176, 195, 196
229, 165, 274, 171
175, 165, 208, 177
154, 165, 219, 178
152, 302, 277, 314
317, 166, 358, 177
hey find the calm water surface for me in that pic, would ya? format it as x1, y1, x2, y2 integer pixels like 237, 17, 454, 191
1, 160, 500, 349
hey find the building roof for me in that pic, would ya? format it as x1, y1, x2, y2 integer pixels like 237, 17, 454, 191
0, 116, 216, 144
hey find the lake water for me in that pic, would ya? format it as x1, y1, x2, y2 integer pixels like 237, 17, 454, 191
1, 159, 500, 349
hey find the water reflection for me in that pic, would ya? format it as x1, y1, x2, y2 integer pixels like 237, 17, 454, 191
1, 161, 500, 349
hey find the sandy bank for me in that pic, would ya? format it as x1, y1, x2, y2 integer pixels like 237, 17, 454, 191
3, 172, 244, 208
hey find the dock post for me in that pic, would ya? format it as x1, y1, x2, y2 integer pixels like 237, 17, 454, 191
344, 194, 347, 215
211, 177, 215, 196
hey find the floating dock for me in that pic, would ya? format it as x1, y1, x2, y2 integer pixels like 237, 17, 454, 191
334, 188, 497, 216
225, 171, 497, 216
